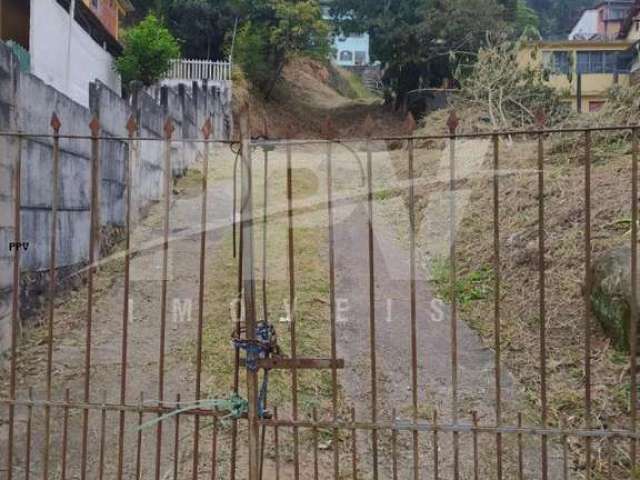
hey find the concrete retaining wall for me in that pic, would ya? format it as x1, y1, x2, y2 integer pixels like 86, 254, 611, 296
0, 42, 233, 352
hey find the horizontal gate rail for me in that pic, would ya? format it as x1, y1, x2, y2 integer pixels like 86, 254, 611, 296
1, 111, 639, 480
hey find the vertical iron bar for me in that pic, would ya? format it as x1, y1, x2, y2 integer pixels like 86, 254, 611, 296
606, 432, 613, 480
433, 409, 439, 480
233, 150, 238, 259
135, 393, 144, 480
561, 418, 568, 480
630, 127, 638, 469
448, 114, 460, 480
81, 117, 101, 480
258, 146, 269, 480
408, 137, 420, 480
472, 411, 479, 480
492, 133, 503, 480
584, 130, 593, 480
193, 117, 212, 480
6, 133, 21, 480
240, 110, 260, 480
262, 147, 268, 320
230, 158, 244, 480
98, 391, 107, 480
274, 406, 280, 480
60, 389, 70, 480
351, 407, 358, 480
210, 415, 218, 480
173, 394, 181, 480
366, 136, 379, 480
286, 140, 300, 480
391, 408, 398, 480
312, 408, 319, 480
43, 114, 60, 480
118, 115, 136, 480
24, 388, 33, 480
156, 118, 174, 480
326, 140, 340, 480
517, 412, 523, 480
538, 130, 549, 480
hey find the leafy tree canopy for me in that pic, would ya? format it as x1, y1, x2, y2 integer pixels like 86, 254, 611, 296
330, 0, 509, 108
115, 14, 181, 87
526, 0, 593, 37
233, 0, 330, 98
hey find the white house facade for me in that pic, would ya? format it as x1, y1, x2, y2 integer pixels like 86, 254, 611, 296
321, 5, 371, 67
1, 0, 125, 107
332, 31, 371, 67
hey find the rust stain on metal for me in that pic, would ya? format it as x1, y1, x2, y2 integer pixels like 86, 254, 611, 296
403, 111, 417, 133
447, 110, 459, 135
126, 115, 138, 137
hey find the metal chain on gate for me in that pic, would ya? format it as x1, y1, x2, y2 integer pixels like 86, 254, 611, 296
232, 321, 283, 419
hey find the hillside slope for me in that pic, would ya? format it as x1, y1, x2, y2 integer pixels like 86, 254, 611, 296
232, 57, 407, 140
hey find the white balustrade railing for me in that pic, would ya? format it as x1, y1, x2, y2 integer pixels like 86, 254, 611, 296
165, 59, 232, 82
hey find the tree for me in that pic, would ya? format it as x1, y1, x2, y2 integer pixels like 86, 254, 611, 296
163, 0, 238, 60
527, 0, 593, 37
515, 0, 540, 35
331, 0, 508, 110
115, 14, 181, 87
233, 0, 330, 98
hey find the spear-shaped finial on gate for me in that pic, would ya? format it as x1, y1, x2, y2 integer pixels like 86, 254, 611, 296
201, 117, 212, 140
403, 111, 417, 134
322, 116, 337, 140
447, 110, 459, 136
535, 108, 546, 130
89, 115, 100, 138
50, 112, 61, 135
126, 114, 138, 138
164, 117, 175, 140
362, 114, 376, 139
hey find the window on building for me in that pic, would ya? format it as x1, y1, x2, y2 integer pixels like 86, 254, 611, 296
577, 51, 628, 73
339, 51, 353, 62
543, 51, 571, 74
92, 0, 98, 8
589, 101, 605, 112
608, 8, 628, 20
1, 0, 31, 51
355, 51, 366, 65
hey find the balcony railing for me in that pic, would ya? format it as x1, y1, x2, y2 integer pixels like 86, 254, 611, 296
165, 59, 232, 82
5, 40, 30, 73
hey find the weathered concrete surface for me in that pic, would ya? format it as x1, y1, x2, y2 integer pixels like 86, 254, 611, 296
0, 42, 233, 353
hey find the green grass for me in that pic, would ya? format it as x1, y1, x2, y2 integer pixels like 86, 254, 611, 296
328, 63, 374, 100
193, 162, 337, 415
430, 257, 494, 308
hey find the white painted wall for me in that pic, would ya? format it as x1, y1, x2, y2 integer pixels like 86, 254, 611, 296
332, 33, 370, 66
29, 0, 121, 106
569, 9, 600, 39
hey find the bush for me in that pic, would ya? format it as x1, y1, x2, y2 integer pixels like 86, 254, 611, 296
453, 41, 570, 130
115, 14, 181, 87
233, 0, 330, 98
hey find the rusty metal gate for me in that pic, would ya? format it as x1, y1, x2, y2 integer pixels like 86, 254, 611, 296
1, 110, 639, 480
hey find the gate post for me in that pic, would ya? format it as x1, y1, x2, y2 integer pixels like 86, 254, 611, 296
238, 108, 260, 480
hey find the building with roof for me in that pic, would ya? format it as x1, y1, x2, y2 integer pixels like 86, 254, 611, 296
0, 0, 132, 106
569, 0, 634, 40
518, 39, 633, 112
